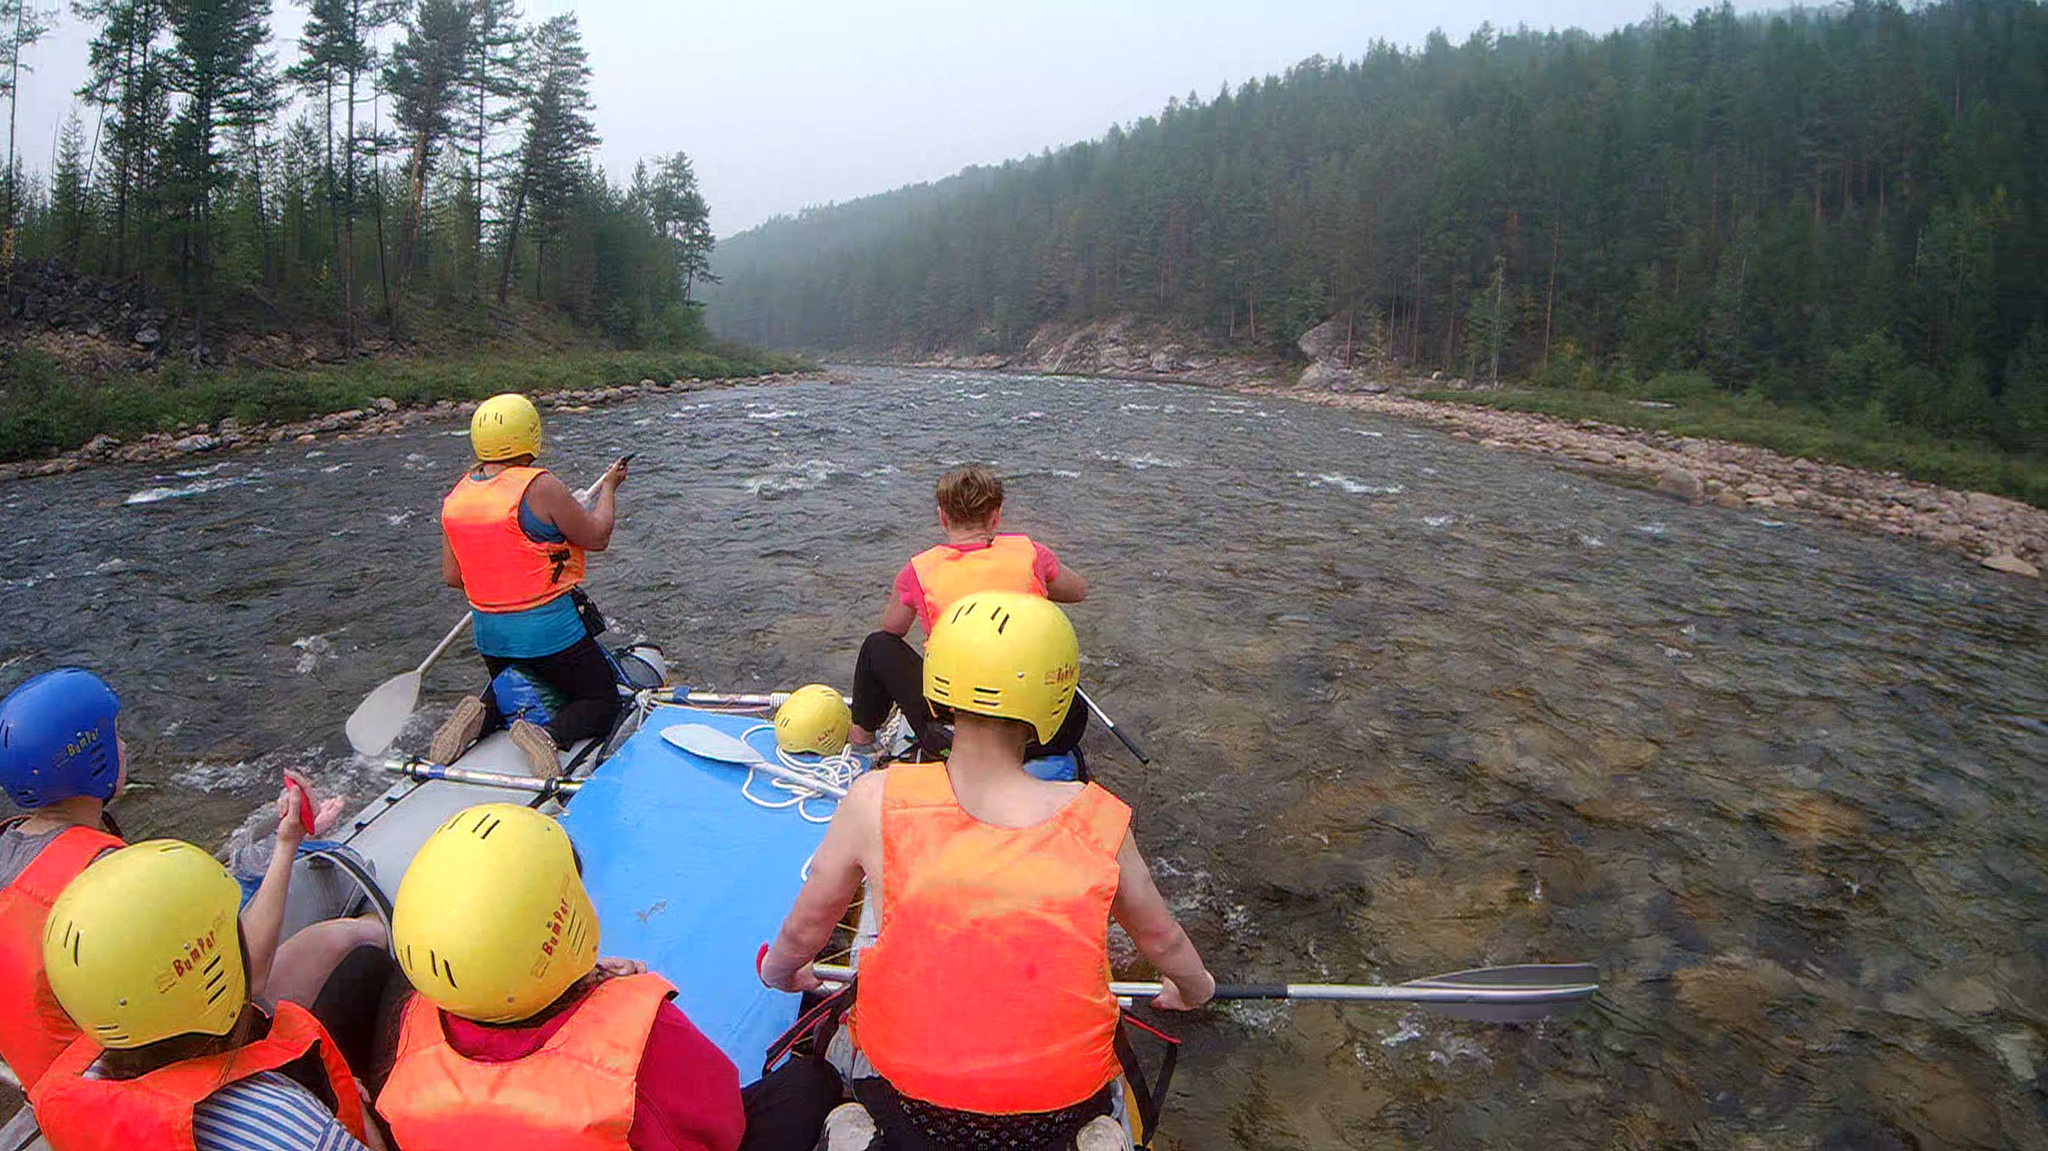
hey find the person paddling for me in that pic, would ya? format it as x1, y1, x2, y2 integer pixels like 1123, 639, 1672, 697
433, 393, 630, 778
762, 592, 1215, 1150
373, 803, 747, 1151
30, 839, 387, 1151
848, 465, 1087, 760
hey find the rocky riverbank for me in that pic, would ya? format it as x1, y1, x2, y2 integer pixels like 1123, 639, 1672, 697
0, 371, 828, 483
1250, 386, 2047, 580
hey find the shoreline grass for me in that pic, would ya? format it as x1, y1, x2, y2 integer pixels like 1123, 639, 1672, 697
1418, 387, 2048, 508
0, 343, 817, 464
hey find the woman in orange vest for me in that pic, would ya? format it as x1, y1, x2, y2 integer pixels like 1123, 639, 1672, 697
30, 839, 385, 1151
763, 593, 1215, 1150
435, 393, 632, 778
847, 465, 1088, 761
374, 803, 747, 1151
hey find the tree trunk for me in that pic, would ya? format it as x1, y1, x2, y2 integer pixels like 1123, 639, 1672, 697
496, 170, 529, 302
1543, 213, 1560, 369
342, 64, 358, 355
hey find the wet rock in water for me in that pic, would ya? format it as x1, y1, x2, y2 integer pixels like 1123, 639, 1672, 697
1713, 490, 1745, 509
1980, 552, 2039, 579
1656, 467, 1705, 504
171, 433, 219, 454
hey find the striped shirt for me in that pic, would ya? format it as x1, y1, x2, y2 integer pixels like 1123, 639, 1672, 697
189, 1071, 369, 1151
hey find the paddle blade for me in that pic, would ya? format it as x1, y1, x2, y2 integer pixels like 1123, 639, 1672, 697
1404, 964, 1601, 989
1404, 964, 1601, 1024
660, 723, 767, 765
346, 671, 422, 756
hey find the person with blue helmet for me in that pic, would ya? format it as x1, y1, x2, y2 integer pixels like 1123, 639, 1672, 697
0, 668, 132, 1092
0, 669, 385, 1100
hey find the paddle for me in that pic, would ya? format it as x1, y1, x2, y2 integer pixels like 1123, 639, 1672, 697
809, 962, 1598, 1024
345, 614, 473, 756
1077, 688, 1150, 764
659, 722, 852, 799
656, 688, 850, 710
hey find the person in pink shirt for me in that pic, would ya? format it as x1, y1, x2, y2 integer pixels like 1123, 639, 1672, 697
848, 465, 1088, 759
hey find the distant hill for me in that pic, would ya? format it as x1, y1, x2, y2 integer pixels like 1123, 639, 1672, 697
709, 0, 2048, 452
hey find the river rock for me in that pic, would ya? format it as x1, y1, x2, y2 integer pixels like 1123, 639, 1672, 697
1980, 553, 2039, 579
132, 326, 159, 346
1656, 467, 1705, 505
1713, 491, 1745, 509
373, 396, 399, 413
171, 433, 219, 454
78, 434, 120, 457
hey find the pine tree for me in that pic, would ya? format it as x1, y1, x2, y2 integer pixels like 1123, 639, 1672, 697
0, 0, 54, 242
638, 152, 712, 302
456, 0, 521, 297
495, 12, 593, 302
160, 0, 278, 354
48, 110, 88, 260
75, 0, 170, 277
385, 0, 471, 292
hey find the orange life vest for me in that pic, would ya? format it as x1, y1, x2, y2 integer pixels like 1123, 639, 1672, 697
29, 1001, 367, 1151
848, 764, 1130, 1114
441, 466, 587, 612
378, 972, 675, 1151
906, 535, 1046, 632
0, 823, 123, 1091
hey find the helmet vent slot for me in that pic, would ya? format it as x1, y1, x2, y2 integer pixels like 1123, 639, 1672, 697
431, 951, 459, 989
471, 812, 503, 840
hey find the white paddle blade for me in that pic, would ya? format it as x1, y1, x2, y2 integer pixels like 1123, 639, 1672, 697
346, 672, 422, 756
660, 723, 768, 766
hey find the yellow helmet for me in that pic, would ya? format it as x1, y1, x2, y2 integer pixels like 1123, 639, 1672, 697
923, 592, 1079, 743
471, 393, 543, 462
43, 840, 246, 1050
775, 684, 851, 755
393, 803, 598, 1023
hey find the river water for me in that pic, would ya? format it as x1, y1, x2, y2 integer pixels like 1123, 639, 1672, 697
2, 367, 2043, 1148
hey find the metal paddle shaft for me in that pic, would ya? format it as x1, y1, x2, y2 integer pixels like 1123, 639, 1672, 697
345, 614, 473, 756
385, 757, 582, 795
657, 688, 852, 709
808, 962, 1598, 1024
1078, 688, 1150, 764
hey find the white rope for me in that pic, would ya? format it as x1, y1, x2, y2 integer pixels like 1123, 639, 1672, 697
735, 723, 866, 825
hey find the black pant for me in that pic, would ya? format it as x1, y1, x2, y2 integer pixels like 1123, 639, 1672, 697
740, 1056, 844, 1150
309, 944, 399, 1081
480, 635, 622, 748
850, 631, 1088, 757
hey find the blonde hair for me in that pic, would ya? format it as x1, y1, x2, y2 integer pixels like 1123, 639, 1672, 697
935, 466, 1004, 527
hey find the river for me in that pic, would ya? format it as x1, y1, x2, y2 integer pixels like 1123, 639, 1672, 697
2, 367, 2043, 1148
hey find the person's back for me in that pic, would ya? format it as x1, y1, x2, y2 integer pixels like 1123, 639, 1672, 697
848, 466, 1087, 759
375, 803, 743, 1151
765, 593, 1213, 1149
434, 393, 631, 777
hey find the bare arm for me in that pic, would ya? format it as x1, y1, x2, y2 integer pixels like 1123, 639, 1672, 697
878, 595, 916, 638
1046, 565, 1087, 604
240, 778, 311, 1001
440, 535, 463, 588
760, 775, 882, 992
524, 461, 627, 551
1110, 833, 1214, 1009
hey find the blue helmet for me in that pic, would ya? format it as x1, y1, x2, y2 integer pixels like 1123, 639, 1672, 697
0, 669, 123, 808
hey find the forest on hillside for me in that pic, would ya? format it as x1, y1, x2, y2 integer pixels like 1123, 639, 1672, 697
710, 0, 2048, 453
0, 0, 715, 356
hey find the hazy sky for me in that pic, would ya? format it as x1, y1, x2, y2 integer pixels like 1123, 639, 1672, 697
10, 0, 1690, 238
